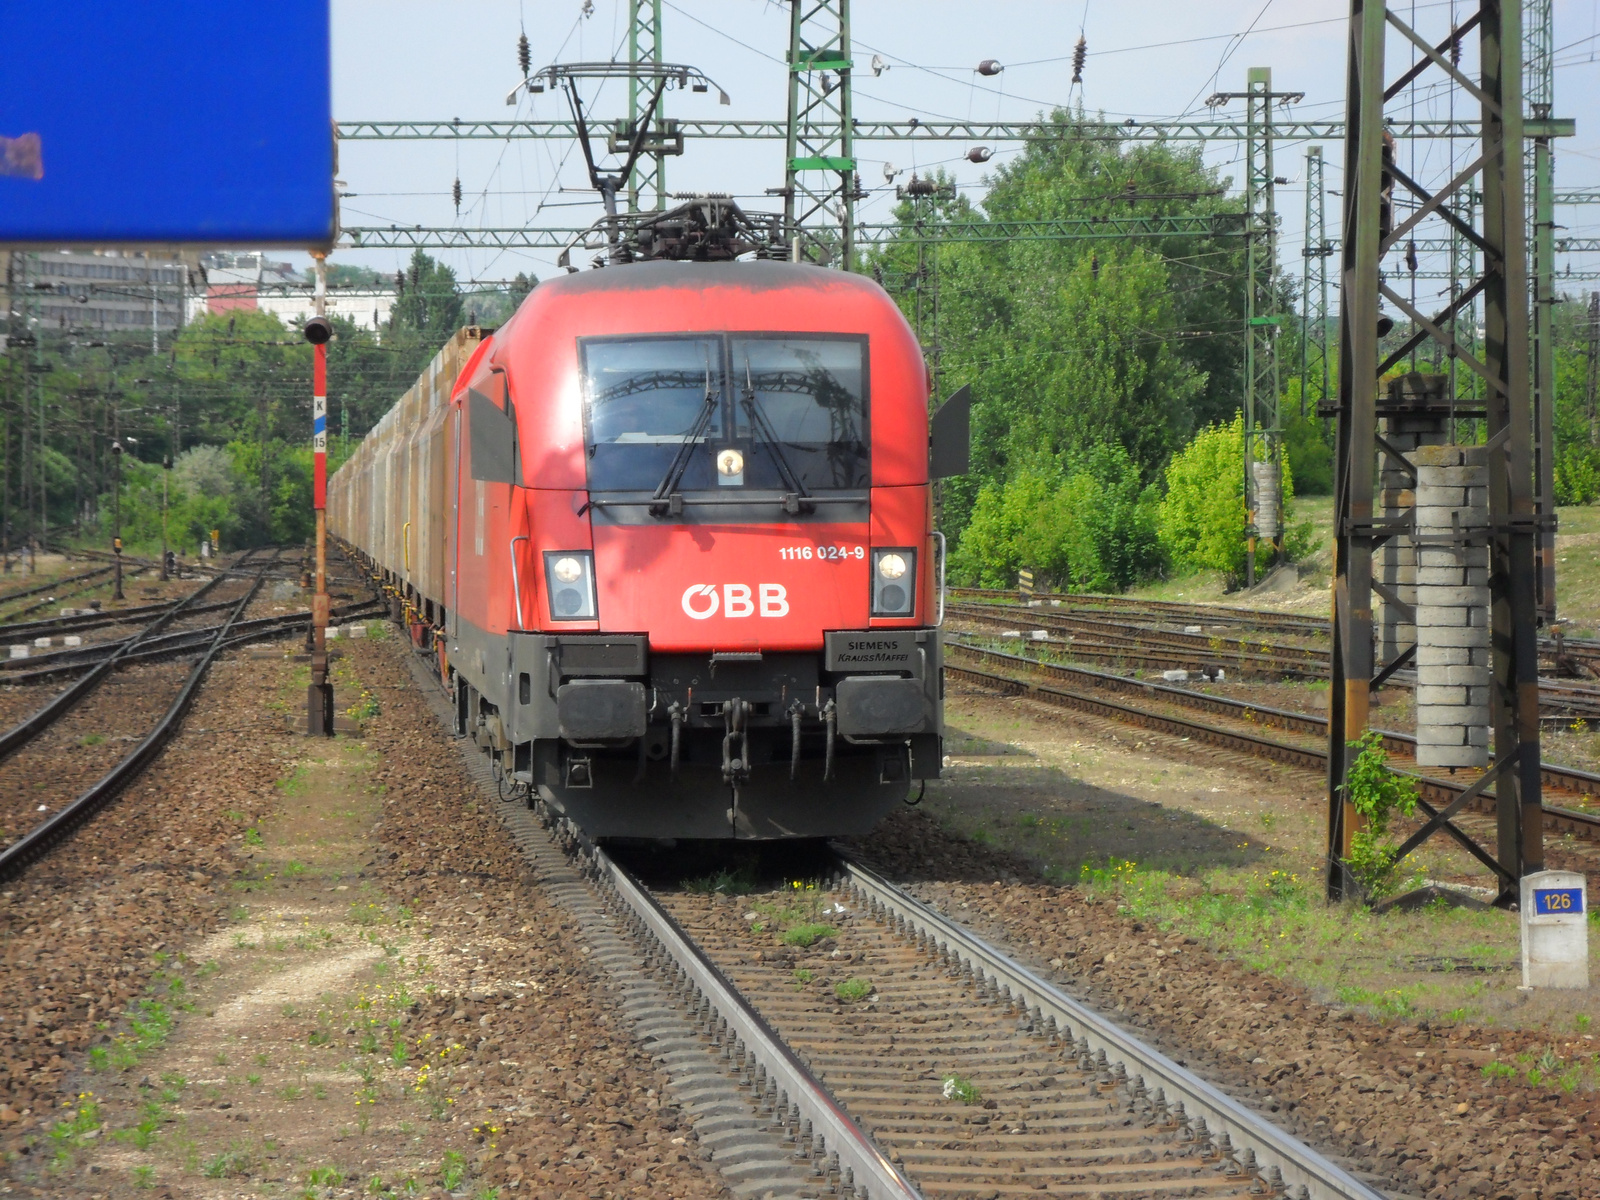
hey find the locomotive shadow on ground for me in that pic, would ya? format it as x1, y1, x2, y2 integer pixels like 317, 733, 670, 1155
615, 722, 1270, 894
842, 722, 1271, 887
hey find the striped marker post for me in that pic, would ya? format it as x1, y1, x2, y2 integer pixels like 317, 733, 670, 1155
307, 254, 333, 735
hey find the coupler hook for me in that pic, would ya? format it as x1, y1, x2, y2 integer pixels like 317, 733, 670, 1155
721, 698, 751, 785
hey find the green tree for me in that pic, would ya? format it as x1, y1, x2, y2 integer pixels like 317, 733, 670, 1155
390, 250, 464, 342
861, 114, 1242, 557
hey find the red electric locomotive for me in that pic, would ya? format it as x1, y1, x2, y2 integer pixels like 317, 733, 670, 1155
332, 205, 968, 840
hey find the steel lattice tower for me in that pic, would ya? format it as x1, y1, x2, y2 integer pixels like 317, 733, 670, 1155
1302, 145, 1333, 415
1525, 0, 1557, 619
627, 0, 667, 212
1328, 0, 1544, 903
784, 0, 857, 267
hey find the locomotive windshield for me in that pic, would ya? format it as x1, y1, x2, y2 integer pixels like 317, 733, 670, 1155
581, 333, 869, 497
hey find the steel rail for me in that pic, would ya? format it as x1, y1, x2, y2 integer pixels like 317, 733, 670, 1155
949, 610, 1600, 719
946, 587, 1330, 635
947, 639, 1600, 805
949, 600, 1325, 656
0, 595, 240, 640
0, 564, 271, 880
0, 556, 261, 763
947, 588, 1600, 671
0, 568, 131, 624
943, 647, 1600, 838
0, 564, 115, 608
834, 856, 1386, 1200
0, 601, 386, 685
576, 836, 922, 1200
949, 602, 1326, 668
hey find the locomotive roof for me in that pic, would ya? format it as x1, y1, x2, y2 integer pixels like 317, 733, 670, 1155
533, 259, 888, 299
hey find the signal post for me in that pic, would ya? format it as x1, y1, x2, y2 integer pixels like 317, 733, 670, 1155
306, 254, 334, 735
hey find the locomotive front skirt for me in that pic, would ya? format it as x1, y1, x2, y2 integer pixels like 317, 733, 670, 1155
329, 260, 958, 840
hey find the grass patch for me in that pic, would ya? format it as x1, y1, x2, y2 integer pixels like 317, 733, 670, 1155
778, 923, 837, 948
1069, 855, 1522, 1022
202, 1148, 255, 1179
682, 866, 757, 896
277, 765, 315, 797
440, 1150, 467, 1191
835, 977, 872, 1003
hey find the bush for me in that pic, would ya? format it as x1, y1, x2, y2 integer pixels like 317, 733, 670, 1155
949, 444, 1163, 592
1340, 731, 1421, 899
1158, 413, 1303, 587
1555, 444, 1600, 505
1284, 408, 1333, 495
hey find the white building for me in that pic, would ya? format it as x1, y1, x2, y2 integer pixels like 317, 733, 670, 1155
11, 248, 193, 336
199, 252, 395, 333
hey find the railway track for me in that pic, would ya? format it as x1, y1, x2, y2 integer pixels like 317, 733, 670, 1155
944, 639, 1600, 846
0, 549, 287, 879
0, 563, 127, 623
0, 598, 384, 685
580, 825, 1377, 1199
391, 631, 1381, 1200
948, 601, 1600, 722
949, 587, 1600, 679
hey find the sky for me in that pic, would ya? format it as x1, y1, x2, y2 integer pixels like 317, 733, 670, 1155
319, 0, 1600, 296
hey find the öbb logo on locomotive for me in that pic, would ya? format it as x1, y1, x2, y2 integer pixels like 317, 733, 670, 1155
680, 583, 789, 619
326, 232, 970, 843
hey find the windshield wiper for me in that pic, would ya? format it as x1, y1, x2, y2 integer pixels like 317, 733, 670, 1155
740, 358, 812, 515
649, 361, 719, 516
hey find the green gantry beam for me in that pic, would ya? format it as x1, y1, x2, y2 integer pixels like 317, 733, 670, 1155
333, 117, 1532, 142
337, 212, 1250, 251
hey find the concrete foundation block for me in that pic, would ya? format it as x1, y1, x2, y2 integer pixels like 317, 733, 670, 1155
1440, 665, 1491, 686
1418, 704, 1485, 726
1412, 445, 1468, 468
1416, 644, 1476, 666
1414, 725, 1469, 745
1417, 585, 1493, 607
1417, 625, 1491, 648
1419, 743, 1489, 768
1415, 685, 1468, 706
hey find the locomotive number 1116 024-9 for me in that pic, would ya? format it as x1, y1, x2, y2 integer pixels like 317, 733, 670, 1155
778, 544, 865, 561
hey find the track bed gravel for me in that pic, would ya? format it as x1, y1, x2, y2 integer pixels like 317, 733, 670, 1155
657, 886, 1253, 1199
848, 807, 1600, 1200
2, 623, 731, 1199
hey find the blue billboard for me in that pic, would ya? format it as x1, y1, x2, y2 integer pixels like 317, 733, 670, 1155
0, 3, 333, 245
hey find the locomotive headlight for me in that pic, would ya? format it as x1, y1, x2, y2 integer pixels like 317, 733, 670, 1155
543, 551, 597, 620
716, 448, 744, 486
871, 548, 916, 617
